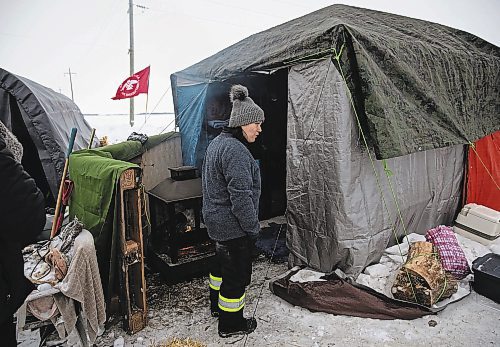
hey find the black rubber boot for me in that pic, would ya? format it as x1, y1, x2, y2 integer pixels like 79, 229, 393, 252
218, 311, 257, 338
209, 288, 220, 317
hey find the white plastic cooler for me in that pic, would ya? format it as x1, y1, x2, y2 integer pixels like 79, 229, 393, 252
453, 203, 500, 245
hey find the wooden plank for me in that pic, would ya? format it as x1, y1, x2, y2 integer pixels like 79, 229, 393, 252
119, 168, 148, 334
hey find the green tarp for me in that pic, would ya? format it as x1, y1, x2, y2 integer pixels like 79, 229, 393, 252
69, 131, 175, 236
98, 132, 177, 162
173, 4, 500, 159
68, 132, 175, 301
69, 150, 136, 238
69, 150, 137, 301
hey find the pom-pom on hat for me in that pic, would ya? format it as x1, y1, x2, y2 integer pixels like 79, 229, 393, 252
228, 85, 264, 127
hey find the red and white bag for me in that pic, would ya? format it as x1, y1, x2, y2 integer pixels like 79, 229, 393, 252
425, 225, 470, 279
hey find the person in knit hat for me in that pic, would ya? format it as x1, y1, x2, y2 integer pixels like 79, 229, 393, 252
202, 84, 264, 337
0, 121, 46, 344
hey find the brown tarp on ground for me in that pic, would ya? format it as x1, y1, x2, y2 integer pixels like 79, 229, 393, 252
270, 267, 434, 320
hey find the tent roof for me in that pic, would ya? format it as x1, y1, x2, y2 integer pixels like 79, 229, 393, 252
175, 4, 499, 81
0, 67, 98, 199
173, 4, 500, 159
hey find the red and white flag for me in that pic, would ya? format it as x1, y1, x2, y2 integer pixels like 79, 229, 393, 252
111, 66, 150, 100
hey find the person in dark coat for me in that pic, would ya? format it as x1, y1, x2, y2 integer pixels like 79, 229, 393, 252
0, 121, 46, 345
202, 84, 264, 338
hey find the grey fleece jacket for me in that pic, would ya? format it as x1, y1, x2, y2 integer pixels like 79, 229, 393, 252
202, 131, 261, 242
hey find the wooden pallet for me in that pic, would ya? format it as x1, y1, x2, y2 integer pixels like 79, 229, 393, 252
119, 168, 147, 334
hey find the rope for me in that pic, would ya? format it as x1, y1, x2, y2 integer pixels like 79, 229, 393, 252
140, 184, 151, 229
245, 219, 287, 347
158, 117, 176, 135
164, 83, 209, 135
381, 159, 412, 246
332, 44, 418, 303
138, 86, 171, 132
468, 140, 500, 191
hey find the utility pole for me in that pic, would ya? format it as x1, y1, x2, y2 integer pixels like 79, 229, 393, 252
64, 68, 76, 101
129, 0, 135, 126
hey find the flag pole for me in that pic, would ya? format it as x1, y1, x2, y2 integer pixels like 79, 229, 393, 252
129, 0, 135, 127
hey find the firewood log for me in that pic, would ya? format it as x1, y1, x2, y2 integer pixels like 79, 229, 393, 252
391, 241, 458, 306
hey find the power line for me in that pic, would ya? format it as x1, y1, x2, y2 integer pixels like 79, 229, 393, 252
142, 4, 265, 31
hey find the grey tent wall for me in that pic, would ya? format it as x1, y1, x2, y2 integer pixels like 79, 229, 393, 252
286, 59, 464, 277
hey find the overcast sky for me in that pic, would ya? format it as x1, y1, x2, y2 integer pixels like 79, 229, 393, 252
1, 0, 499, 116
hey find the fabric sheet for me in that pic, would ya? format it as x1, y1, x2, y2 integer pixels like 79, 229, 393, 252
466, 131, 500, 211
286, 60, 464, 276
55, 229, 106, 343
270, 266, 432, 320
425, 225, 470, 279
69, 149, 137, 301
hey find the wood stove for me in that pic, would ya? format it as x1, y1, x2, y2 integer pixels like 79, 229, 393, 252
147, 166, 215, 283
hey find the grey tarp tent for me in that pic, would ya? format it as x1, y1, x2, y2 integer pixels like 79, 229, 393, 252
170, 5, 500, 276
0, 67, 99, 206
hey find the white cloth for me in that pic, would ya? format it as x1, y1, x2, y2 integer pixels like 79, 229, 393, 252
55, 229, 106, 343
18, 230, 106, 345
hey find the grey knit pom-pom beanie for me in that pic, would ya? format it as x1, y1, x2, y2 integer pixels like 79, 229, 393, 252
228, 85, 264, 127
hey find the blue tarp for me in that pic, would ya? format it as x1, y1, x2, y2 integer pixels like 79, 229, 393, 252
175, 82, 208, 166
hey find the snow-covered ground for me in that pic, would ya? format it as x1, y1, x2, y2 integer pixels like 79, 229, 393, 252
84, 113, 176, 145
19, 219, 500, 346
84, 259, 500, 347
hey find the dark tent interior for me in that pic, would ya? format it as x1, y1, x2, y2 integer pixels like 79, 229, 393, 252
201, 70, 289, 219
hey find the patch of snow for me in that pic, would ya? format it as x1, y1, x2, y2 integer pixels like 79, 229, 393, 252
490, 243, 500, 255
290, 269, 326, 283
455, 233, 491, 267
113, 336, 124, 347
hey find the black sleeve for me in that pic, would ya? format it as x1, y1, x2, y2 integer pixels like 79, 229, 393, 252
0, 136, 46, 246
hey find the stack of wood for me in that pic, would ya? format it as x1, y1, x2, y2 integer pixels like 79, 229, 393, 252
391, 241, 458, 307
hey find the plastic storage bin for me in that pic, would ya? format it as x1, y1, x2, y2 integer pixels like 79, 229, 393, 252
472, 253, 500, 303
